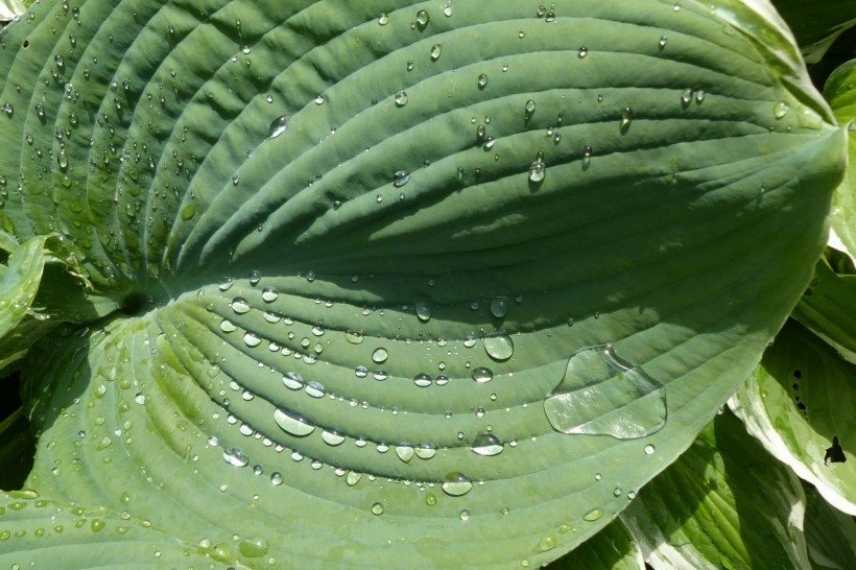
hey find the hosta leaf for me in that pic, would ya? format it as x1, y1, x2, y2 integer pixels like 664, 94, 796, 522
804, 485, 856, 570
0, 490, 232, 569
730, 320, 856, 516
792, 249, 856, 359
621, 410, 810, 570
772, 1, 856, 64
0, 0, 24, 23
549, 520, 644, 570
825, 59, 856, 258
0, 235, 49, 363
0, 0, 848, 567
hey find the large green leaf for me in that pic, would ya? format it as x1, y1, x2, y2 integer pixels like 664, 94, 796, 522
730, 320, 856, 516
825, 59, 856, 258
0, 0, 848, 567
550, 520, 644, 570
772, 1, 856, 64
621, 410, 810, 570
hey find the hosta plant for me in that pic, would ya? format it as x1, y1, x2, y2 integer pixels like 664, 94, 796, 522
0, 0, 854, 568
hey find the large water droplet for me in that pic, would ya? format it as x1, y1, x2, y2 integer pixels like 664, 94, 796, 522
442, 472, 473, 497
395, 445, 415, 463
471, 433, 504, 456
322, 431, 345, 446
484, 335, 514, 362
543, 345, 667, 440
273, 409, 316, 437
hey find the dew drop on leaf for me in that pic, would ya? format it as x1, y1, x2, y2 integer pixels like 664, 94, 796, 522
471, 433, 504, 456
442, 472, 473, 497
273, 409, 316, 437
484, 335, 514, 362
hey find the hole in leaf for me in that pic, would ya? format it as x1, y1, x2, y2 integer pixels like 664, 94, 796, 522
825, 436, 846, 465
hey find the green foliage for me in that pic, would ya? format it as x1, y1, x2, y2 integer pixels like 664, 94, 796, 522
0, 1, 853, 568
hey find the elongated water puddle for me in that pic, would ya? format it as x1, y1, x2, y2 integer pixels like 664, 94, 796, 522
543, 344, 667, 440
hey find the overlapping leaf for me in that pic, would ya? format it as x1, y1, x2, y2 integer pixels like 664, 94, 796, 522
622, 411, 810, 570
0, 0, 848, 568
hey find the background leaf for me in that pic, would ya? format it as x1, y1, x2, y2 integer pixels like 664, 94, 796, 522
621, 410, 810, 570
773, 1, 856, 64
730, 320, 856, 516
824, 58, 856, 257
804, 484, 856, 569
549, 520, 644, 570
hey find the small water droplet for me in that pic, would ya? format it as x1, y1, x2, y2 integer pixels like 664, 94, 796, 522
414, 373, 433, 387
261, 288, 278, 303
273, 409, 316, 437
472, 367, 494, 384
242, 332, 261, 348
644, 444, 656, 455
484, 335, 514, 362
658, 35, 668, 50
583, 509, 603, 522
415, 9, 430, 29
477, 73, 489, 90
395, 445, 415, 463
269, 115, 288, 139
393, 170, 410, 188
525, 99, 536, 116
394, 90, 408, 107
322, 431, 345, 446
223, 448, 249, 468
620, 107, 633, 132
471, 433, 504, 456
378, 13, 389, 25
231, 297, 251, 314
774, 101, 790, 119
371, 502, 385, 516
578, 47, 588, 59
430, 44, 442, 61
372, 347, 389, 364
528, 155, 546, 184
416, 302, 432, 322
442, 472, 473, 497
490, 296, 509, 318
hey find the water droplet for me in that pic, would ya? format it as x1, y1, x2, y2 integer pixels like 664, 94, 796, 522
443, 0, 453, 17
442, 472, 473, 497
394, 90, 408, 107
578, 47, 588, 59
414, 373, 433, 387
583, 509, 603, 522
416, 302, 432, 322
305, 381, 326, 399
459, 509, 471, 521
471, 433, 504, 456
430, 44, 442, 61
544, 345, 667, 440
231, 297, 251, 314
261, 288, 278, 303
538, 536, 556, 552
242, 332, 261, 348
238, 538, 269, 558
322, 431, 345, 446
270, 472, 283, 486
681, 89, 693, 108
525, 99, 536, 116
371, 502, 385, 516
774, 101, 790, 119
415, 446, 437, 460
223, 448, 249, 468
528, 155, 546, 184
395, 445, 415, 463
269, 115, 288, 139
282, 372, 304, 390
477, 73, 489, 90
644, 444, 656, 455
273, 409, 316, 437
415, 9, 430, 29
378, 13, 389, 25
658, 35, 668, 49
490, 296, 509, 318
393, 170, 410, 188
472, 367, 494, 384
484, 335, 514, 362
620, 107, 633, 132
372, 347, 389, 364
